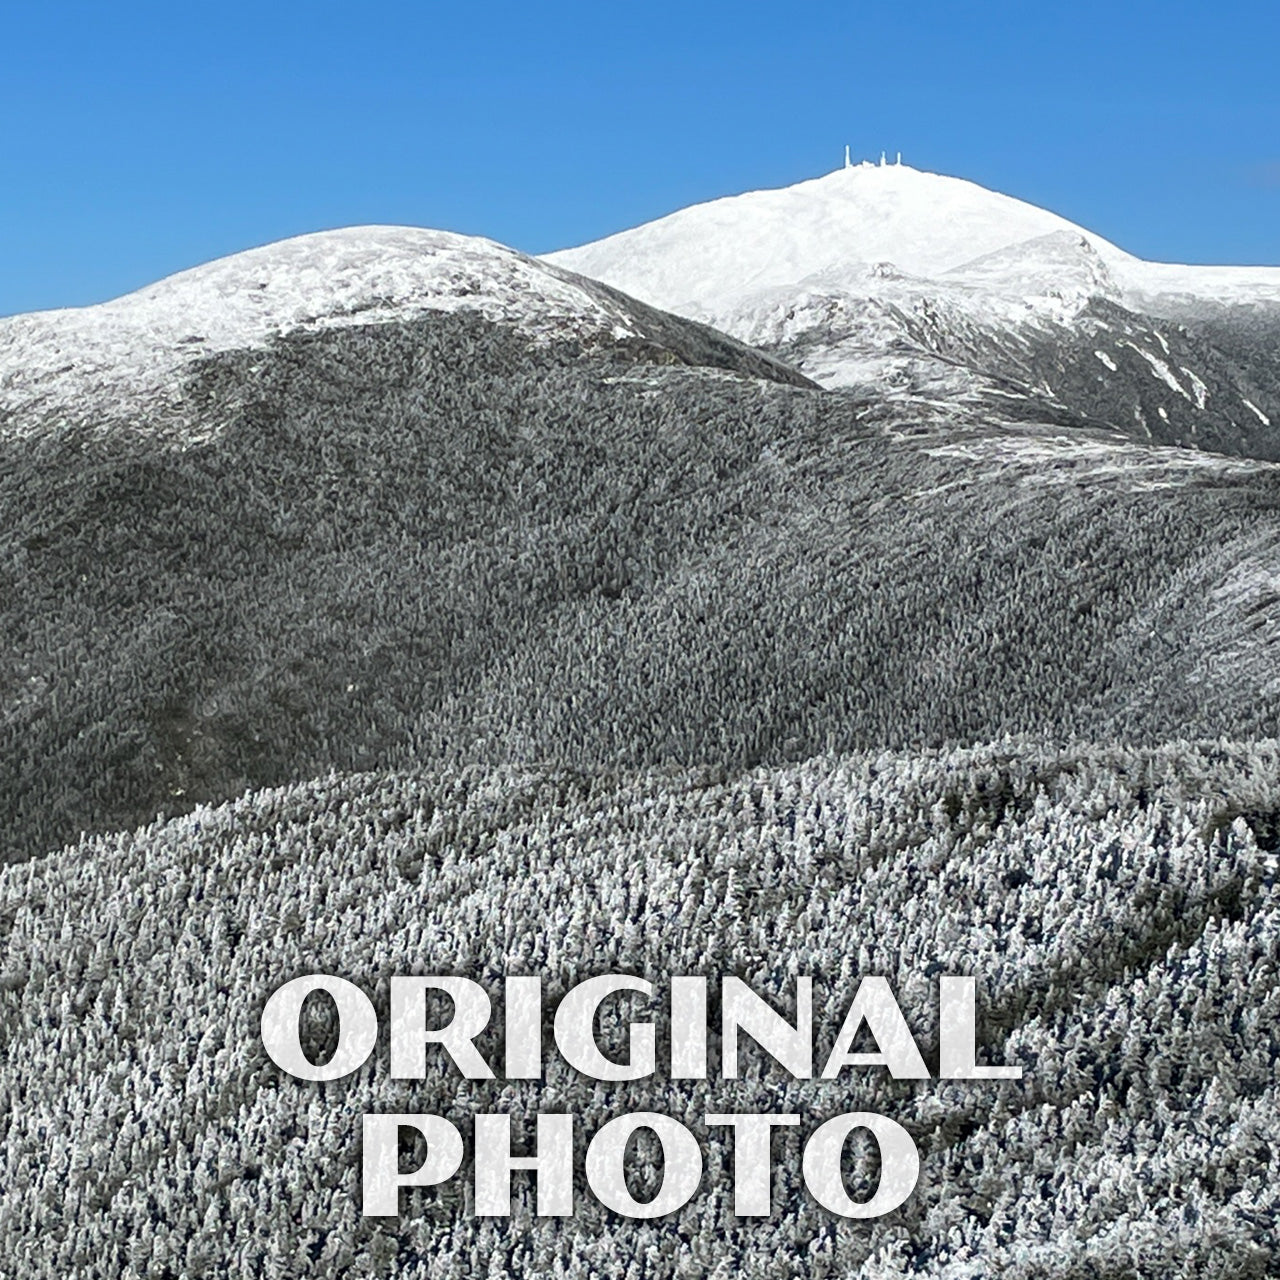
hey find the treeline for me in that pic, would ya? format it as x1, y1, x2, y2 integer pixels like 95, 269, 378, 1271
0, 739, 1276, 1277
5, 312, 1280, 860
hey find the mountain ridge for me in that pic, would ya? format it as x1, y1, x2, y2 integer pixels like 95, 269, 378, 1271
0, 226, 810, 438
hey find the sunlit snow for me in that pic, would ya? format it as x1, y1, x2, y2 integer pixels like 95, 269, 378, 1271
0, 227, 639, 435
548, 162, 1280, 320
4, 163, 1279, 435
547, 162, 1280, 393
1126, 343, 1189, 398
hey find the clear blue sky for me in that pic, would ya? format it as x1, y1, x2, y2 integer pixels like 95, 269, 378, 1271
2, 0, 1277, 316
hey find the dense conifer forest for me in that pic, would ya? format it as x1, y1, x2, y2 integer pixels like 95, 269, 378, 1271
2, 741, 1276, 1277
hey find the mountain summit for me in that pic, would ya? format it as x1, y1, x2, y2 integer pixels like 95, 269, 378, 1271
0, 226, 802, 437
547, 160, 1280, 317
547, 160, 1131, 316
548, 162, 1280, 455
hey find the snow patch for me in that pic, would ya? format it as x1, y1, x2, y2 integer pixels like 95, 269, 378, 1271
1125, 343, 1189, 399
924, 433, 1275, 490
1181, 367, 1209, 409
1095, 350, 1118, 372
1243, 399, 1272, 426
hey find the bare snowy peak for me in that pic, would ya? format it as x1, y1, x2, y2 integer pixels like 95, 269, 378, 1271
0, 226, 643, 435
948, 230, 1121, 301
89, 224, 641, 339
546, 161, 1280, 321
545, 162, 1133, 317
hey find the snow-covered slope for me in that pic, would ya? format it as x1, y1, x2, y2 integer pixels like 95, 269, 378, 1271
0, 227, 647, 435
5, 163, 1277, 453
547, 161, 1280, 320
549, 162, 1122, 318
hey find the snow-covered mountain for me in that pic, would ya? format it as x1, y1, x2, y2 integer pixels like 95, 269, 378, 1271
0, 226, 805, 438
548, 161, 1280, 456
548, 159, 1280, 319
8, 166, 1277, 457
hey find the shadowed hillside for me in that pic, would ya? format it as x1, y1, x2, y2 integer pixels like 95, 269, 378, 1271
5, 307, 1280, 861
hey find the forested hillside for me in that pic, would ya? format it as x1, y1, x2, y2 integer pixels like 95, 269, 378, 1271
1, 741, 1276, 1277
5, 307, 1280, 862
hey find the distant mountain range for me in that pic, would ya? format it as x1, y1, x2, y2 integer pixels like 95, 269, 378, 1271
1, 165, 1278, 1278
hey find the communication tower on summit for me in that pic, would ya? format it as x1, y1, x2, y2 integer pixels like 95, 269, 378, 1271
845, 144, 902, 168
